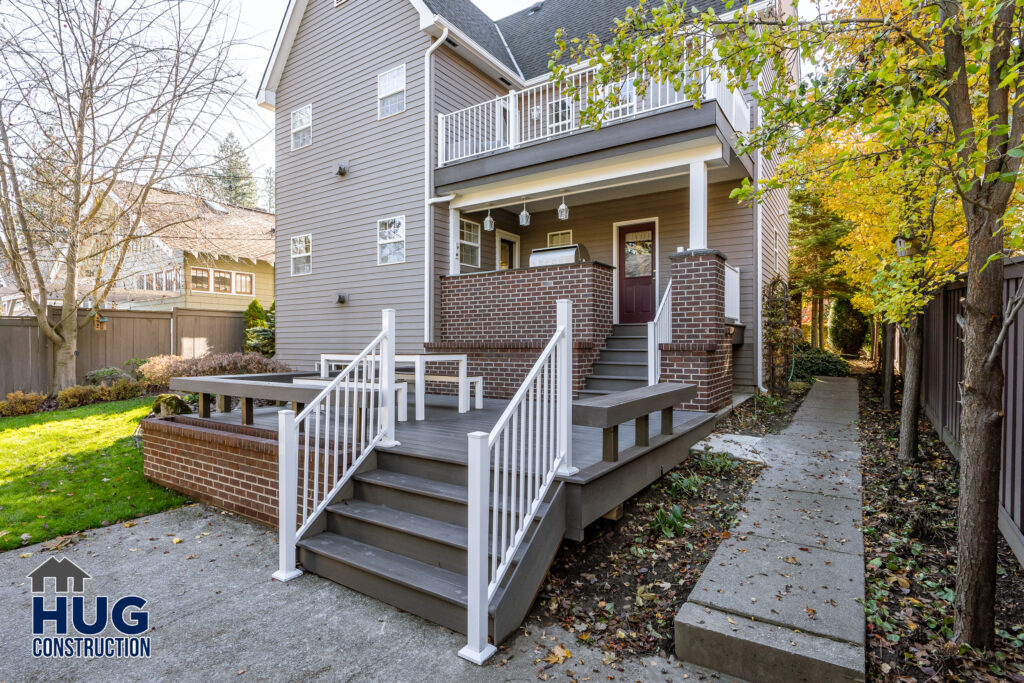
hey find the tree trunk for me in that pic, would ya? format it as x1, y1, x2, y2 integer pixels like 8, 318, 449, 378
809, 295, 819, 347
882, 322, 895, 411
51, 319, 78, 393
870, 317, 879, 363
819, 297, 828, 349
898, 316, 923, 463
954, 220, 1005, 649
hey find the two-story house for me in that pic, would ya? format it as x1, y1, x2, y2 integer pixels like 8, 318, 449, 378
260, 0, 792, 412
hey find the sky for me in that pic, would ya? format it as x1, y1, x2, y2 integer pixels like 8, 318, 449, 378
233, 0, 537, 178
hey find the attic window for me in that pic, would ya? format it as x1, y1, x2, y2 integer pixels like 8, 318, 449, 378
203, 198, 229, 214
290, 104, 312, 150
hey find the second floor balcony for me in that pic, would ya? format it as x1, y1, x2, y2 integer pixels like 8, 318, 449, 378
437, 63, 752, 168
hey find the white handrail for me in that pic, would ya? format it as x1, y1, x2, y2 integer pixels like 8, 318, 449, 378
273, 309, 398, 582
647, 279, 673, 385
459, 299, 574, 665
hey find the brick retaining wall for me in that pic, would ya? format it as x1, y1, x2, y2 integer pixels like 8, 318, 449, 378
429, 261, 614, 398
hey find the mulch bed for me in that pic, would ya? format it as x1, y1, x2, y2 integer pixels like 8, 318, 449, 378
527, 451, 763, 663
857, 363, 1024, 682
714, 380, 813, 436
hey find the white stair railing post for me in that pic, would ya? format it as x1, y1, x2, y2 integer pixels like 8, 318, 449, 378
647, 321, 658, 386
556, 299, 578, 475
437, 113, 445, 166
380, 308, 399, 447
459, 431, 497, 665
508, 91, 519, 149
273, 410, 303, 582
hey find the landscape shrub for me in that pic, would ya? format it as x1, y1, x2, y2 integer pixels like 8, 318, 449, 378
243, 299, 267, 329
828, 297, 869, 355
57, 384, 105, 409
123, 357, 147, 380
138, 352, 289, 386
85, 367, 132, 385
649, 504, 692, 538
0, 391, 47, 417
244, 299, 275, 358
792, 342, 850, 381
107, 378, 144, 401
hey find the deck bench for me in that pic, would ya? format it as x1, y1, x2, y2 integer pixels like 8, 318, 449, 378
291, 378, 409, 422
395, 373, 483, 410
572, 383, 696, 462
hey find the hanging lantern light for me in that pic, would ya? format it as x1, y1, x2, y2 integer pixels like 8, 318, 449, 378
557, 195, 569, 221
519, 200, 531, 226
483, 208, 495, 232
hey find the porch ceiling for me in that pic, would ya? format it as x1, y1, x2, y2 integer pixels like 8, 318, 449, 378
449, 139, 738, 214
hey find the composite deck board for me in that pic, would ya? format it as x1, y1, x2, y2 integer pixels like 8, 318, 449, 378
197, 393, 711, 484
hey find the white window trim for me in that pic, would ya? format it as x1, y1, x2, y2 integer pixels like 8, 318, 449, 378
377, 215, 406, 266
291, 233, 313, 276
547, 230, 573, 248
377, 64, 406, 120
611, 217, 660, 325
459, 218, 482, 269
494, 229, 521, 270
290, 104, 312, 151
190, 267, 211, 292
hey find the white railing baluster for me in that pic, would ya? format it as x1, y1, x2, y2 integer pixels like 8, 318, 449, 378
275, 309, 397, 582
460, 300, 574, 664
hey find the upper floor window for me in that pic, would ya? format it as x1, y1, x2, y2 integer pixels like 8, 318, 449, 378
290, 104, 312, 150
190, 267, 210, 292
377, 216, 405, 265
377, 65, 406, 119
235, 272, 254, 296
213, 269, 233, 293
548, 230, 573, 247
291, 234, 312, 275
459, 219, 481, 268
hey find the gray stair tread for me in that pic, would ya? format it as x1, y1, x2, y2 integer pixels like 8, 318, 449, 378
355, 469, 465, 503
328, 499, 466, 547
586, 374, 649, 381
593, 361, 647, 367
298, 532, 467, 605
605, 335, 646, 340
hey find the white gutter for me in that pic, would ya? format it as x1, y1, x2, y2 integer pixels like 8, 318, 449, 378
424, 27, 450, 345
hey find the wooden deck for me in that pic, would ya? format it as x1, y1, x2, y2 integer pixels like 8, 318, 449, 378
197, 392, 717, 538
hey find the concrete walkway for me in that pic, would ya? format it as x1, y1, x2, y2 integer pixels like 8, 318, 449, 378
1, 504, 735, 682
676, 377, 865, 683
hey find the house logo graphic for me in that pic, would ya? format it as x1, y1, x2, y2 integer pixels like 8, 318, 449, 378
28, 557, 151, 659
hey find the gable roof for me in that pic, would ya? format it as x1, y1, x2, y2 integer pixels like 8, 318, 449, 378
114, 184, 276, 264
497, 0, 730, 80
259, 0, 742, 108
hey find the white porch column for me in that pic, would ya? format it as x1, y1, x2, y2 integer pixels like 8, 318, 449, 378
449, 207, 461, 275
689, 160, 708, 250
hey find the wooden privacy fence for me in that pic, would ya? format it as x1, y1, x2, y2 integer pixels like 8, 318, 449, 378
921, 256, 1024, 564
0, 307, 245, 395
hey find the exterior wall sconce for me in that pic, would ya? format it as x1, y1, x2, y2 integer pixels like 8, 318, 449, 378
335, 162, 349, 177
336, 293, 348, 305
483, 209, 495, 232
557, 195, 569, 221
519, 200, 530, 226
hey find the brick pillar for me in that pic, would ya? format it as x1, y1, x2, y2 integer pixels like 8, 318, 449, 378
660, 249, 733, 411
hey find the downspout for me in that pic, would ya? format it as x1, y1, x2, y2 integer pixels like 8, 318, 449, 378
423, 26, 450, 345
754, 146, 767, 393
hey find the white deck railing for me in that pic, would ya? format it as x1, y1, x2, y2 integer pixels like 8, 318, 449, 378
724, 264, 741, 323
273, 309, 398, 582
459, 299, 575, 665
647, 279, 673, 385
438, 58, 750, 166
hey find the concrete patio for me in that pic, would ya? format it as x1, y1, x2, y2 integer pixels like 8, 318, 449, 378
0, 503, 737, 682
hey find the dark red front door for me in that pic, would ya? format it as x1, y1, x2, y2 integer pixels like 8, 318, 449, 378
618, 224, 656, 323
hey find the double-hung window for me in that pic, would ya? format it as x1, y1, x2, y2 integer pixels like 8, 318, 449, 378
291, 234, 312, 275
459, 219, 481, 268
290, 104, 312, 150
377, 65, 406, 119
547, 230, 573, 247
377, 216, 405, 265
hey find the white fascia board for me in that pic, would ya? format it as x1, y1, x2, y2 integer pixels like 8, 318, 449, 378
257, 0, 309, 113
451, 140, 723, 211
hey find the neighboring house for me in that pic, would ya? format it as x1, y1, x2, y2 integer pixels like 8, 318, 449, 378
260, 0, 793, 403
0, 186, 275, 316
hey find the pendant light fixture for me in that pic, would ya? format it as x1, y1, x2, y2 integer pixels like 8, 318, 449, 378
557, 194, 569, 221
519, 199, 531, 226
483, 208, 495, 232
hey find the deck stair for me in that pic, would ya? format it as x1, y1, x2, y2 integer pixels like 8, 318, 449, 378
579, 323, 651, 397
295, 446, 565, 644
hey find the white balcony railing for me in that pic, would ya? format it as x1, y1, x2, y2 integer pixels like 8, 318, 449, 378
438, 61, 751, 167
459, 299, 575, 665
724, 264, 740, 323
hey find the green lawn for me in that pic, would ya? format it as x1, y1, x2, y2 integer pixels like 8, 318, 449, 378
0, 398, 187, 552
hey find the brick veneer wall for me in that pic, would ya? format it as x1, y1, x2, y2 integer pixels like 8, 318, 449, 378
428, 261, 614, 398
142, 416, 284, 528
659, 249, 734, 411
